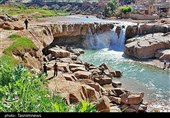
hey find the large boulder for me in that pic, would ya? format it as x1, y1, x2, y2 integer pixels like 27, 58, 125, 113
125, 33, 170, 59
95, 96, 111, 112
126, 25, 138, 39
14, 26, 24, 30
94, 77, 112, 86
120, 92, 144, 105
2, 22, 14, 30
47, 74, 99, 105
112, 81, 122, 88
48, 47, 70, 58
74, 71, 92, 80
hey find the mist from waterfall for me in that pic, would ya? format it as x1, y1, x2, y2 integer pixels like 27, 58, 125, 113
85, 26, 127, 51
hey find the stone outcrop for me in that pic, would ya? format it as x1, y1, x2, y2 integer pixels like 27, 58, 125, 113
0, 22, 24, 30
48, 74, 100, 104
155, 49, 170, 60
13, 26, 54, 70
120, 92, 144, 105
125, 33, 170, 59
95, 96, 111, 112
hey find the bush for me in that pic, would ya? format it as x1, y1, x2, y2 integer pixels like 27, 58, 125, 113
118, 6, 134, 14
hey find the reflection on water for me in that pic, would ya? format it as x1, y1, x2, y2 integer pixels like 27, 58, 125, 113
80, 49, 170, 112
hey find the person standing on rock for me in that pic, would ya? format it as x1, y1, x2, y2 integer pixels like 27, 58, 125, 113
43, 63, 48, 76
53, 62, 58, 77
24, 19, 29, 30
163, 60, 167, 70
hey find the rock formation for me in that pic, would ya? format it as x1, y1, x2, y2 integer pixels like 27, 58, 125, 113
125, 33, 170, 59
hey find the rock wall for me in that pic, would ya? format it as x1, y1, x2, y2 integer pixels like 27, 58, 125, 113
124, 33, 170, 59
42, 23, 170, 48
16, 26, 54, 71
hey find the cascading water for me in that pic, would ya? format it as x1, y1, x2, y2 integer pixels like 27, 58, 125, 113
85, 25, 127, 51
109, 26, 126, 51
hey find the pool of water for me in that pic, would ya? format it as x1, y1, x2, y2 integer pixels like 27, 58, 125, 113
80, 49, 170, 112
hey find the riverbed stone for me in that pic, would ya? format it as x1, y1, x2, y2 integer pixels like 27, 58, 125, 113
112, 81, 122, 88
74, 71, 92, 80
120, 92, 144, 105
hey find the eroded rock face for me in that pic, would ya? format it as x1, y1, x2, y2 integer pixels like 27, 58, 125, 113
17, 26, 54, 70
155, 49, 170, 60
47, 74, 100, 104
125, 33, 170, 59
95, 96, 111, 112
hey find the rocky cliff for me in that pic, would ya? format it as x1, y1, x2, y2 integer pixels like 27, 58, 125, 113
125, 33, 170, 60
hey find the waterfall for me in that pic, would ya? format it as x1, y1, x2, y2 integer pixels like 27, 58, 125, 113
110, 26, 126, 51
85, 25, 127, 51
86, 28, 114, 49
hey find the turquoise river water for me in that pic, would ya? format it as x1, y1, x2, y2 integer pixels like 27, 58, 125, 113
80, 49, 170, 112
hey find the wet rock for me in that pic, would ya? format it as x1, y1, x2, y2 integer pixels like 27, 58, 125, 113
113, 71, 122, 78
111, 88, 127, 97
112, 81, 122, 88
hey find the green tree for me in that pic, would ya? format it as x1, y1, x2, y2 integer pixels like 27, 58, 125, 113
103, 0, 118, 17
118, 5, 134, 14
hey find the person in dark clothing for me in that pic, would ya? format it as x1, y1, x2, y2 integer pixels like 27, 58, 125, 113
163, 60, 167, 70
43, 63, 48, 76
24, 19, 29, 30
53, 63, 58, 77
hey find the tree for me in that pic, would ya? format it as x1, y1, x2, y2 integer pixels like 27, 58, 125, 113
118, 5, 134, 14
103, 0, 118, 17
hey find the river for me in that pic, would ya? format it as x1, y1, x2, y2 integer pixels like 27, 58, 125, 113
80, 49, 170, 112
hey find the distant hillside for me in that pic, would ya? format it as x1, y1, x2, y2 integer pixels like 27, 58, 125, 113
2, 0, 100, 3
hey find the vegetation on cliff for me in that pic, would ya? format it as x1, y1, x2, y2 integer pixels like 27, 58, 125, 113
0, 34, 36, 66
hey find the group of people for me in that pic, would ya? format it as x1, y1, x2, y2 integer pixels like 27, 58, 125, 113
43, 63, 58, 77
